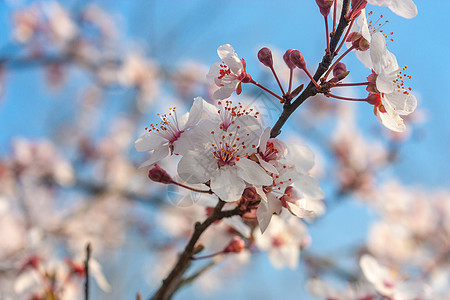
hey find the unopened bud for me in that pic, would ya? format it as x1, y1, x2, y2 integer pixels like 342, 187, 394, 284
148, 164, 172, 184
193, 244, 205, 255
333, 62, 347, 77
283, 49, 296, 69
242, 187, 259, 202
346, 32, 369, 51
289, 50, 306, 70
257, 47, 273, 68
224, 236, 246, 253
315, 0, 334, 17
332, 63, 350, 81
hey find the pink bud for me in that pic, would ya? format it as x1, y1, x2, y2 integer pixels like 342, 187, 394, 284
289, 50, 306, 70
333, 62, 347, 77
148, 164, 172, 184
315, 0, 334, 17
283, 49, 296, 69
224, 236, 246, 253
258, 47, 273, 68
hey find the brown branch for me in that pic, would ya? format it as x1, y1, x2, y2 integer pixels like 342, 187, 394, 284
84, 243, 91, 300
270, 0, 351, 138
150, 200, 245, 300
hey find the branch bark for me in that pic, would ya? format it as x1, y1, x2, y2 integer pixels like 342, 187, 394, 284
270, 0, 351, 138
150, 201, 245, 300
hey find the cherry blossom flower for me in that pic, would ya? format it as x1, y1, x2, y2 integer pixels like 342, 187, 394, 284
207, 44, 251, 99
177, 101, 272, 202
254, 215, 309, 269
360, 254, 431, 300
135, 97, 213, 168
367, 32, 417, 132
367, 0, 417, 19
254, 131, 324, 232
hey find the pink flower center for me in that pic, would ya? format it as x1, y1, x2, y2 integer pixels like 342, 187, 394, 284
260, 141, 279, 161
272, 236, 284, 248
217, 100, 259, 131
145, 107, 183, 144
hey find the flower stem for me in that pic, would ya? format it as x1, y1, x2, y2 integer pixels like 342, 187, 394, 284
270, 66, 286, 96
270, 0, 351, 139
333, 0, 337, 33
326, 92, 367, 101
172, 181, 213, 194
191, 251, 224, 260
335, 18, 355, 56
250, 79, 285, 102
323, 46, 355, 82
325, 16, 330, 54
333, 81, 370, 87
287, 68, 294, 94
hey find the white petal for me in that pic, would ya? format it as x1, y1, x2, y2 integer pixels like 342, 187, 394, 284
138, 145, 170, 168
287, 145, 315, 173
184, 97, 205, 128
207, 62, 223, 85
285, 200, 316, 218
360, 254, 387, 287
389, 0, 417, 19
134, 132, 166, 152
218, 44, 243, 74
89, 259, 111, 292
213, 84, 237, 100
259, 127, 271, 153
377, 98, 406, 132
236, 158, 273, 186
296, 174, 324, 200
370, 33, 398, 76
257, 156, 279, 175
256, 197, 272, 233
217, 44, 235, 60
385, 92, 417, 115
210, 167, 245, 202
177, 151, 213, 184
376, 72, 396, 94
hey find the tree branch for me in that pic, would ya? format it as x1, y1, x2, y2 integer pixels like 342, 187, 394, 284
270, 0, 350, 138
150, 200, 245, 300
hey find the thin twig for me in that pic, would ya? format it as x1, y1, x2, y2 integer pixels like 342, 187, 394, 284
84, 243, 91, 300
270, 0, 350, 138
150, 200, 246, 300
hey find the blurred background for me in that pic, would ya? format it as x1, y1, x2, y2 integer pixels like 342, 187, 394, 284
0, 1, 449, 299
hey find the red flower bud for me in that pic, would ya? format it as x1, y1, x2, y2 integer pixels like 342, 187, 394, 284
333, 62, 347, 77
224, 236, 246, 253
315, 0, 334, 17
257, 47, 273, 68
148, 164, 172, 184
283, 49, 296, 70
289, 50, 306, 70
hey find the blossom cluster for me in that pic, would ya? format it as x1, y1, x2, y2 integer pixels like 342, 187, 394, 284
135, 96, 324, 235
